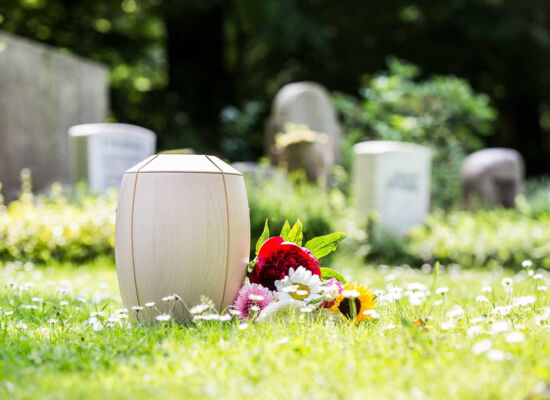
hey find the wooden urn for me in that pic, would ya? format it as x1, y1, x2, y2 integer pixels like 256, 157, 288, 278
115, 154, 250, 321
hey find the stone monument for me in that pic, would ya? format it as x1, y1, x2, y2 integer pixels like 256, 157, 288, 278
352, 141, 432, 234
69, 123, 156, 192
265, 82, 342, 173
0, 32, 108, 201
461, 148, 524, 208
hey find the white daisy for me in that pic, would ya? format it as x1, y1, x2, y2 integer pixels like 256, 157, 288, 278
156, 314, 171, 322
256, 299, 296, 322
501, 277, 513, 287
274, 267, 322, 305
436, 287, 449, 295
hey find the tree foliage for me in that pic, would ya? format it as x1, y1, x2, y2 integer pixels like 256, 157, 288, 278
1, 0, 550, 171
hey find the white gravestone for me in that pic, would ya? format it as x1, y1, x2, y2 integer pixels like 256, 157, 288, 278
266, 82, 342, 167
352, 141, 431, 234
69, 123, 156, 192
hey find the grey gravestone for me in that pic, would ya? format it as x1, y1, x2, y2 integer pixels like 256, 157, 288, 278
69, 123, 156, 192
461, 148, 524, 208
0, 32, 108, 201
231, 162, 284, 186
352, 141, 432, 234
265, 82, 342, 170
282, 133, 330, 183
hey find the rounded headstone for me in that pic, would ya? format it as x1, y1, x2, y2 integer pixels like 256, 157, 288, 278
461, 148, 524, 208
266, 82, 342, 167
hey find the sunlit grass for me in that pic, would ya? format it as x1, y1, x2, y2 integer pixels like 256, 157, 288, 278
0, 256, 549, 400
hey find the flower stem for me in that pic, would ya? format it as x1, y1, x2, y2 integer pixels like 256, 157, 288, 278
349, 298, 357, 322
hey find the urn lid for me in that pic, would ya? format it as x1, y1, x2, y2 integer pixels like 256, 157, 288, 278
125, 154, 242, 175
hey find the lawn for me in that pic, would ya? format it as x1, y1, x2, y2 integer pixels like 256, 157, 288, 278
1, 255, 548, 400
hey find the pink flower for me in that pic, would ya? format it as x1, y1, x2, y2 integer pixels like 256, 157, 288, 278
321, 278, 344, 309
234, 283, 273, 320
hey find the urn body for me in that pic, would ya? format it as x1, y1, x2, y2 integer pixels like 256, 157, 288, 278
115, 154, 250, 321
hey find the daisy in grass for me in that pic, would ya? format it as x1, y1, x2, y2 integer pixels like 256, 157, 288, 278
328, 282, 376, 323
274, 266, 322, 306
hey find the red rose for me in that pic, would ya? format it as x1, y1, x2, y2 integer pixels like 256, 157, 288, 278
249, 236, 321, 291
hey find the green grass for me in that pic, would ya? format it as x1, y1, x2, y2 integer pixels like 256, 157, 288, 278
0, 256, 549, 400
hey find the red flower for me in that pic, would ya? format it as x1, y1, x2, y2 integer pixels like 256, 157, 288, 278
249, 236, 321, 291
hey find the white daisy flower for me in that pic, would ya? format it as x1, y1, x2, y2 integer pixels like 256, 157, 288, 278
436, 287, 449, 295
446, 306, 464, 318
441, 320, 456, 330
512, 296, 536, 307
16, 322, 28, 330
342, 289, 360, 298
521, 260, 533, 268
476, 295, 490, 303
274, 267, 322, 305
472, 339, 492, 355
505, 331, 525, 343
155, 314, 171, 322
257, 299, 296, 322
501, 277, 513, 287
490, 320, 511, 334
189, 304, 210, 315
363, 309, 380, 319
144, 302, 156, 308
487, 349, 508, 362
321, 282, 341, 301
467, 325, 484, 337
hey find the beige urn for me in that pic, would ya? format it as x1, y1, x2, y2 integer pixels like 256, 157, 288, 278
115, 154, 250, 322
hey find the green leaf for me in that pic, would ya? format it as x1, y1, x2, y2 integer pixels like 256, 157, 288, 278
320, 267, 347, 284
255, 219, 270, 255
305, 233, 347, 259
287, 220, 303, 246
280, 220, 291, 241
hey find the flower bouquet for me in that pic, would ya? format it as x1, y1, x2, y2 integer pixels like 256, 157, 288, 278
192, 220, 377, 324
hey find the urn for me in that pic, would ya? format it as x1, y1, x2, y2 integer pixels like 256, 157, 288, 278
115, 154, 250, 321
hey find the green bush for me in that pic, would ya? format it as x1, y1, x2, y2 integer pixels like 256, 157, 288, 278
0, 168, 358, 265
407, 208, 550, 269
0, 176, 116, 265
246, 171, 352, 244
335, 58, 497, 209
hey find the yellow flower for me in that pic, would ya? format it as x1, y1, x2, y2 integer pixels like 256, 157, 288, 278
329, 282, 376, 323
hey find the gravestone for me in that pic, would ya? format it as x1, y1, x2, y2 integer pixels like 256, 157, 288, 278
265, 82, 342, 170
278, 129, 331, 183
352, 141, 432, 234
0, 32, 108, 201
231, 162, 284, 186
461, 148, 524, 208
69, 123, 156, 192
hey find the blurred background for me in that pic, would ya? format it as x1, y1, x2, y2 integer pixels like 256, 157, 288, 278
2, 0, 549, 171
1, 0, 550, 270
